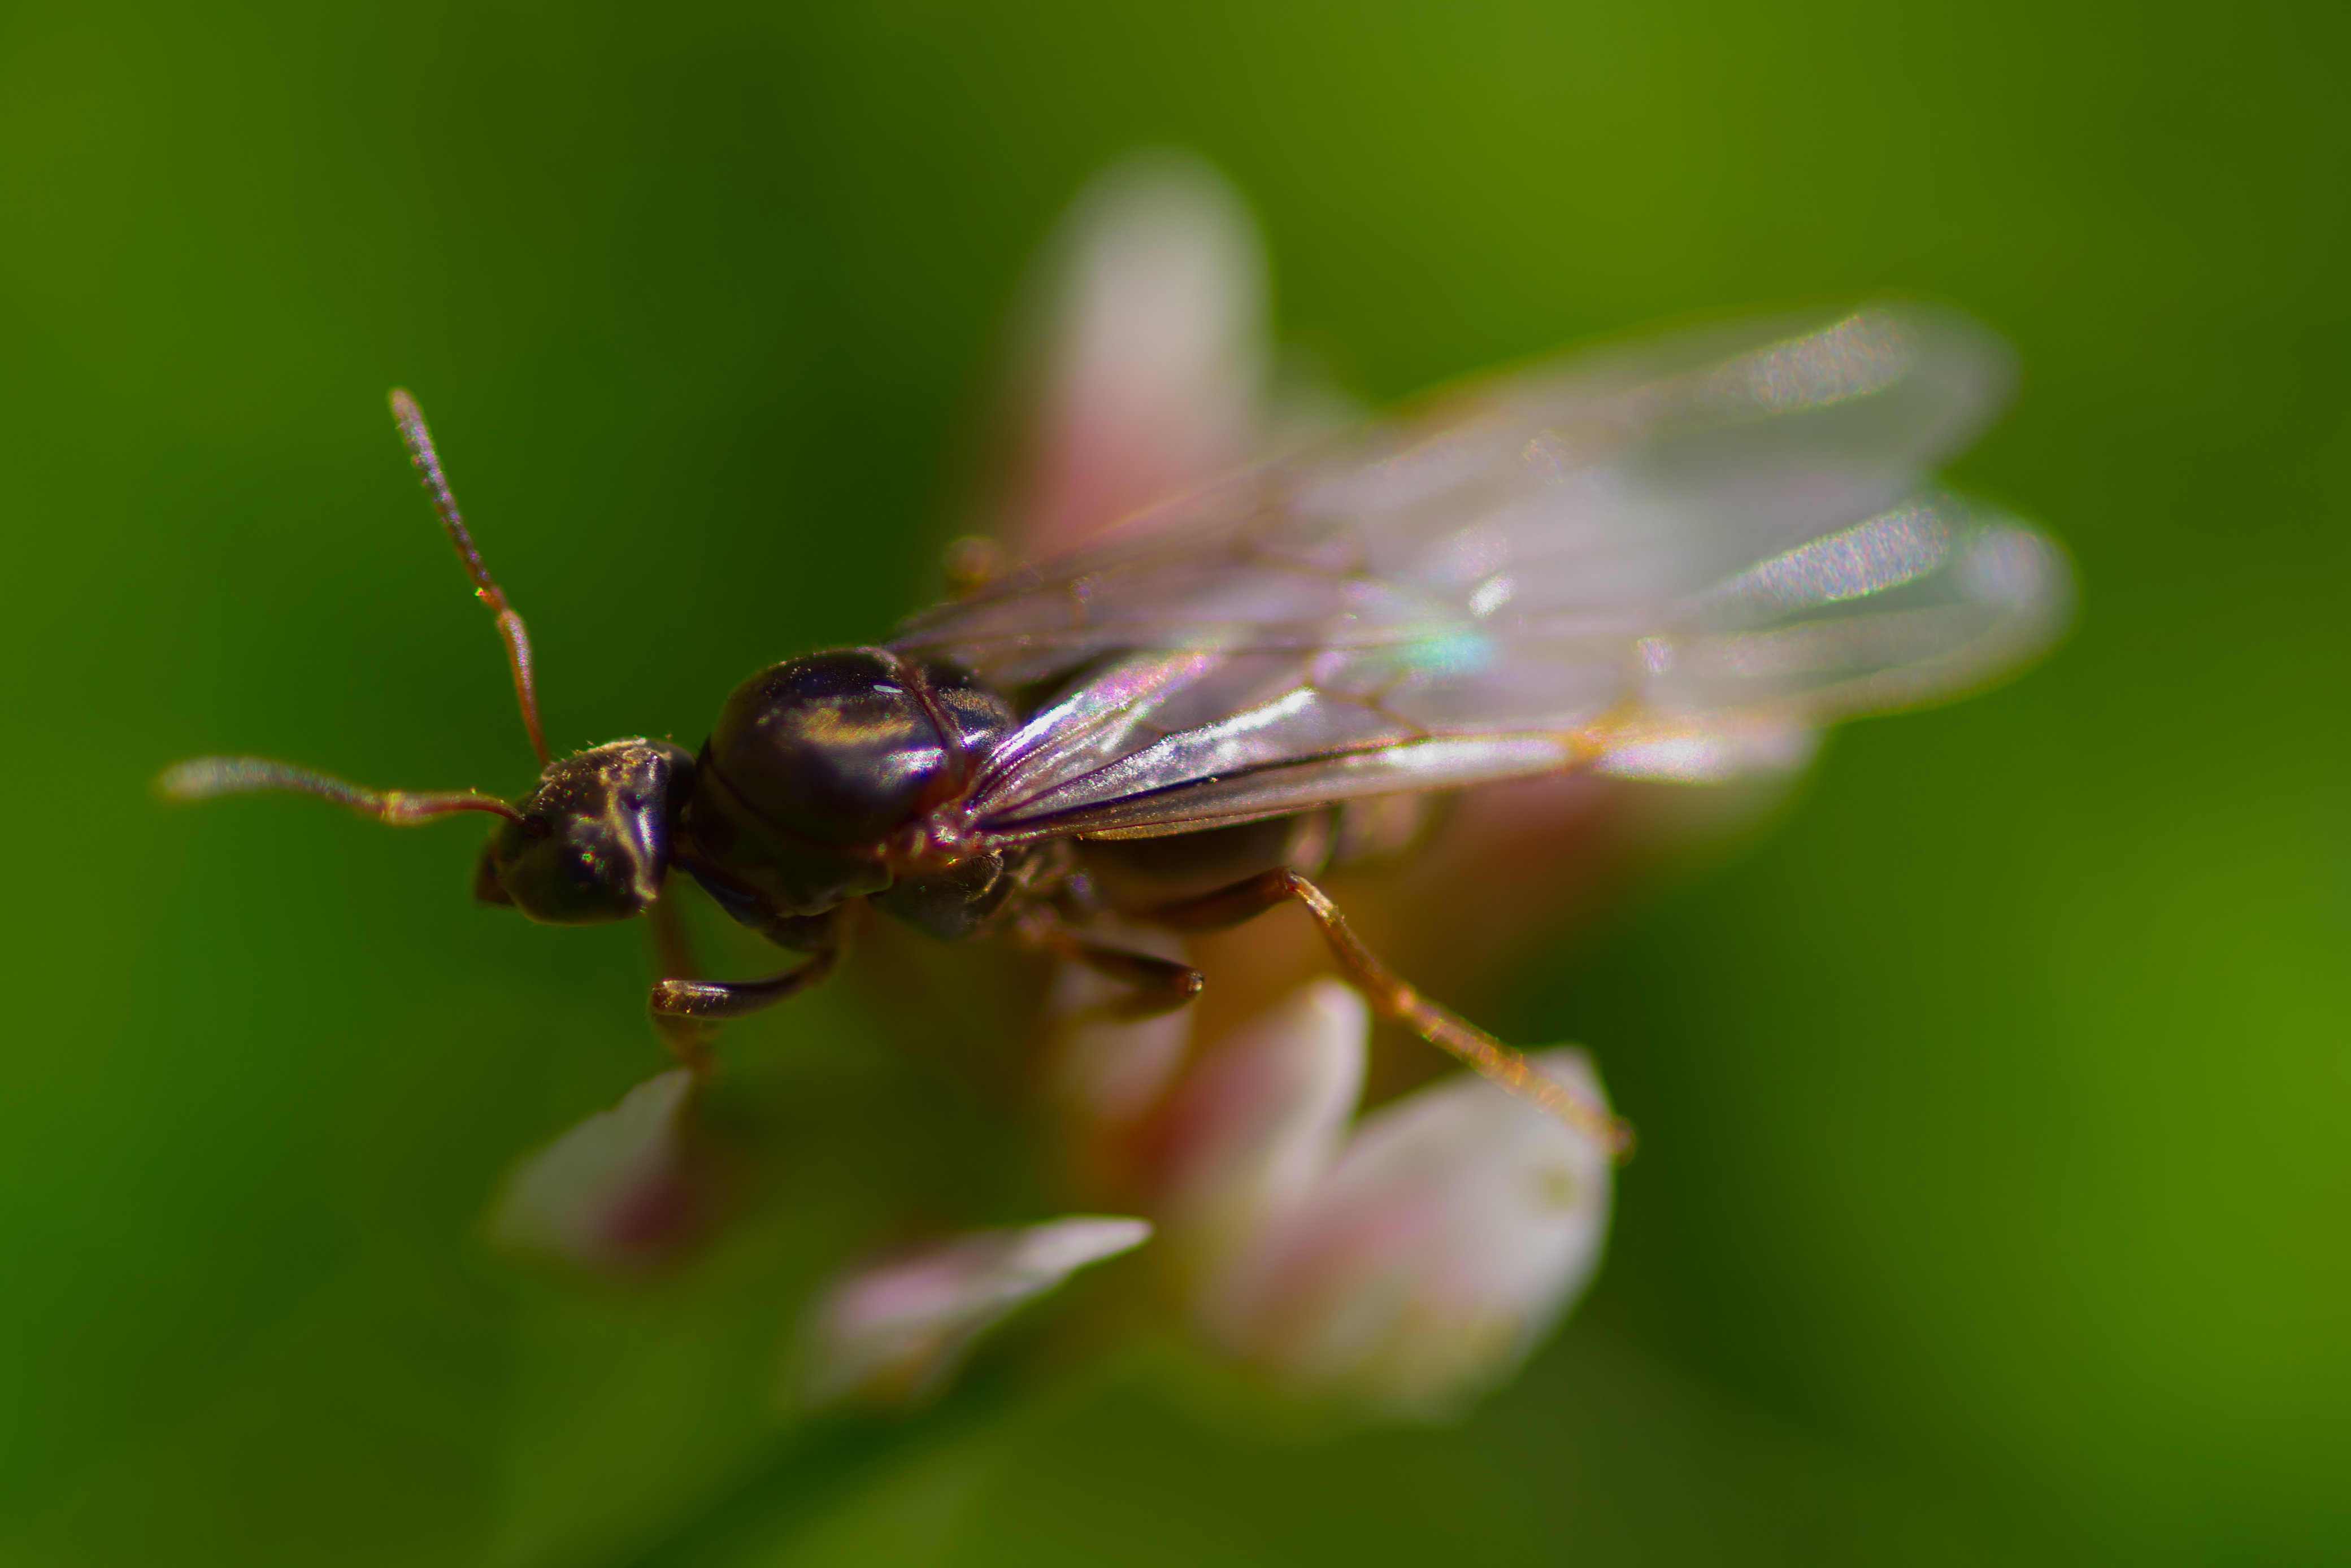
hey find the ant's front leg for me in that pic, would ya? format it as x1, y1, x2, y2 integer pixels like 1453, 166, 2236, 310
645, 899, 845, 1063
650, 947, 841, 1021
642, 891, 720, 1071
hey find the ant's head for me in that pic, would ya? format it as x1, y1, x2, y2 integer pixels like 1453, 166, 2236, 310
161, 389, 689, 928
474, 739, 695, 924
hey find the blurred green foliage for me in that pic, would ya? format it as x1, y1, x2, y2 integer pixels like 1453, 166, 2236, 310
2, 0, 2346, 1562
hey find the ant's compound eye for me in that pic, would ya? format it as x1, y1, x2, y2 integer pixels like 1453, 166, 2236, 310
485, 740, 694, 926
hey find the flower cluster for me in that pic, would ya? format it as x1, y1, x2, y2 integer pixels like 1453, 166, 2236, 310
1046, 965, 1613, 1418
490, 963, 1613, 1419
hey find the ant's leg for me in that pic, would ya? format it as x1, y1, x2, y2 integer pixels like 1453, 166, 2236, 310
649, 943, 841, 1026
1148, 869, 1635, 1158
643, 891, 722, 1072
1056, 938, 1205, 1021
1142, 866, 1303, 932
645, 861, 849, 1046
1014, 908, 1206, 1020
647, 896, 845, 1048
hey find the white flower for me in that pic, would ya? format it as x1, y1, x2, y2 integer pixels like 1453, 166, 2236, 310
1055, 967, 1615, 1418
1200, 1040, 1613, 1418
1149, 980, 1366, 1280
796, 1217, 1152, 1409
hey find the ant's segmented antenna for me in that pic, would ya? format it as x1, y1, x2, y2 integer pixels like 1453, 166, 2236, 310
159, 756, 525, 827
388, 389, 551, 766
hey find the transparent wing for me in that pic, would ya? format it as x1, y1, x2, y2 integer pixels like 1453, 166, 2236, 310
893, 306, 2071, 844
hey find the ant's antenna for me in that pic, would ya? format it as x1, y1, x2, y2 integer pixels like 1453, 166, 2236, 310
158, 757, 525, 826
388, 389, 551, 766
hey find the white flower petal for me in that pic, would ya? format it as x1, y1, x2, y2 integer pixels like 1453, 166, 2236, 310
1209, 1050, 1614, 1418
797, 1216, 1152, 1408
1020, 149, 1267, 552
487, 1069, 697, 1273
1157, 979, 1366, 1282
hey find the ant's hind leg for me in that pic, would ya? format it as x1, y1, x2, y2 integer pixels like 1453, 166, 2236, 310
1146, 868, 1635, 1158
1140, 866, 1303, 933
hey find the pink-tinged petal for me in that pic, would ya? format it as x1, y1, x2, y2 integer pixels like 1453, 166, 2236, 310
1205, 1051, 1614, 1418
487, 1069, 699, 1273
796, 1216, 1151, 1409
1015, 150, 1267, 554
1151, 980, 1365, 1280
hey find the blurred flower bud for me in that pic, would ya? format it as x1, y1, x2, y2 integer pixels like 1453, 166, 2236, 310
796, 1216, 1151, 1409
488, 1068, 700, 1274
1014, 149, 1267, 554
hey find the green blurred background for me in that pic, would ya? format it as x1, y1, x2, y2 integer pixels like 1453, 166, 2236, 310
3, 1, 2346, 1562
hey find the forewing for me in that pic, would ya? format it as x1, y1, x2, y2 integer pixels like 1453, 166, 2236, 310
894, 306, 2070, 843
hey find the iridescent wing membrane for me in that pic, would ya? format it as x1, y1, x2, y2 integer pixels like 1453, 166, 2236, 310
893, 306, 2071, 847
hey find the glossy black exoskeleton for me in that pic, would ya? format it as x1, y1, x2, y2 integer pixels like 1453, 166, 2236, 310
458, 647, 1058, 1030
461, 649, 1028, 933
472, 738, 696, 924
684, 648, 1022, 941
467, 651, 1026, 942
